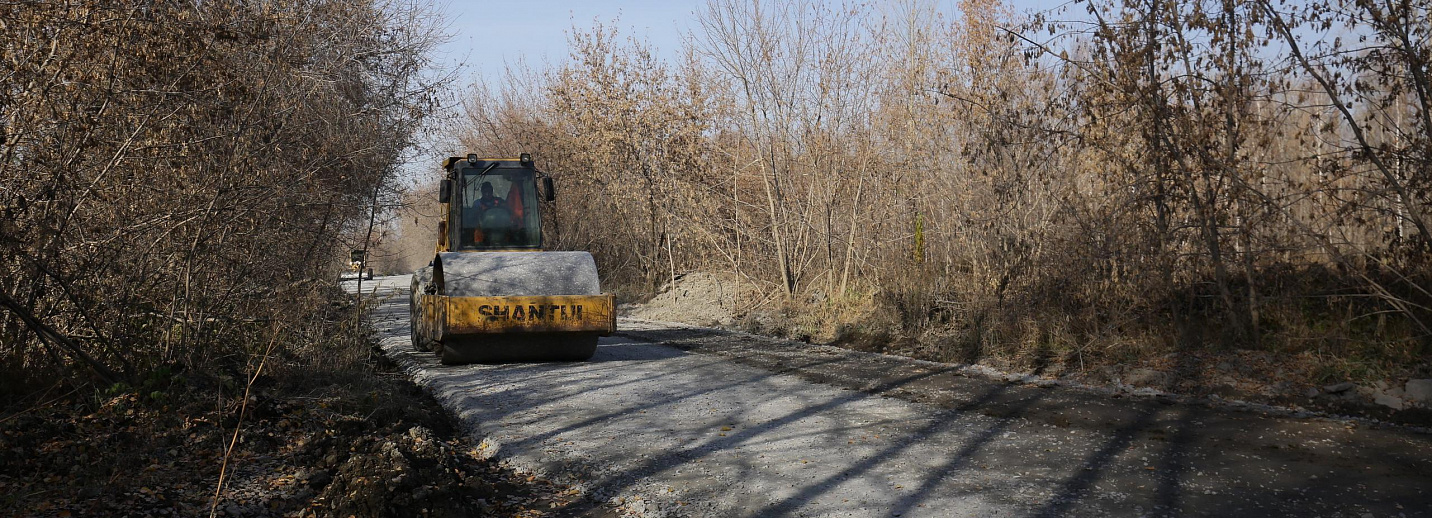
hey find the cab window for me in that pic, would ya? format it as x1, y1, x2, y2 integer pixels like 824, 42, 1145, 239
455, 167, 541, 249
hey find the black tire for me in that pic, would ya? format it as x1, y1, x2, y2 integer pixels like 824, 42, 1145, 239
439, 333, 599, 364
409, 282, 430, 353
542, 334, 599, 362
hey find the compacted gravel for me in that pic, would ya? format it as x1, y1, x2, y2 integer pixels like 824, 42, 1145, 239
360, 275, 1432, 517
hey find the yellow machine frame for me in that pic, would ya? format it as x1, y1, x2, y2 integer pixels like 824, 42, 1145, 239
420, 294, 616, 341
412, 154, 614, 362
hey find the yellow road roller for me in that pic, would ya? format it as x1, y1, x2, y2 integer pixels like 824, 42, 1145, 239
410, 153, 615, 363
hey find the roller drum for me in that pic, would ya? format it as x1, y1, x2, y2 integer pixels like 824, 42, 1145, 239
414, 251, 608, 363
435, 251, 600, 297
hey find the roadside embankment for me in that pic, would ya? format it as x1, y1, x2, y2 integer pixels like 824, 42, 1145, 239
624, 271, 1432, 427
0, 282, 590, 518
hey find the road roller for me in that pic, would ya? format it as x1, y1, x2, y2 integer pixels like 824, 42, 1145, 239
410, 153, 615, 363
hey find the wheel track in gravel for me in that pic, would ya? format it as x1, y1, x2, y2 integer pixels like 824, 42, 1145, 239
356, 275, 1432, 518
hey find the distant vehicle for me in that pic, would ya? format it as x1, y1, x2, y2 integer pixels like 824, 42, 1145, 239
349, 250, 372, 280
409, 153, 614, 364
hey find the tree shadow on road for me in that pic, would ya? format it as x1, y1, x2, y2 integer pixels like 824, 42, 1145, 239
370, 298, 1432, 518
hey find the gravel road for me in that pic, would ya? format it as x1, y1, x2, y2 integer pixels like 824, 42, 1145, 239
351, 275, 1432, 517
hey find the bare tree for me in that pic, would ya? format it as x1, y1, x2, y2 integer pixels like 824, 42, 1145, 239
0, 0, 443, 388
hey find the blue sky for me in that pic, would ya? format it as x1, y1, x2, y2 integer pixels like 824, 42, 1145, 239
430, 0, 1068, 83
431, 0, 710, 82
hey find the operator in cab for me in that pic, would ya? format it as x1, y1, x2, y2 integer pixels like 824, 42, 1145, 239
476, 181, 505, 211
465, 181, 513, 246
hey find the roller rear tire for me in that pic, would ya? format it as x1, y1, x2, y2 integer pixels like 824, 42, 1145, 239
409, 281, 439, 353
440, 333, 598, 364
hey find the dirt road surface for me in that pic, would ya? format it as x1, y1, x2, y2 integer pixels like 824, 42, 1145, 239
354, 275, 1432, 517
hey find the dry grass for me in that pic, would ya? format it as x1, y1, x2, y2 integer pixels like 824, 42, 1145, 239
428, 0, 1430, 384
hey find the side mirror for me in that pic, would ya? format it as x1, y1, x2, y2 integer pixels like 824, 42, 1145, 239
439, 179, 452, 203
542, 177, 556, 201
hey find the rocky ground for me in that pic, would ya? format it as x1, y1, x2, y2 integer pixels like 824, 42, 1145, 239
0, 308, 614, 517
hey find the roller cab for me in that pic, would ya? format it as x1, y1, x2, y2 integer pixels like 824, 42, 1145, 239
410, 154, 614, 363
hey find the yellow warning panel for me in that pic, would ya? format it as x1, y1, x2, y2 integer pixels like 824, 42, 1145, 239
440, 294, 615, 336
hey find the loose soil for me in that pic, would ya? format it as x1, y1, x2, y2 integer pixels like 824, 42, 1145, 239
0, 330, 613, 518
624, 273, 741, 328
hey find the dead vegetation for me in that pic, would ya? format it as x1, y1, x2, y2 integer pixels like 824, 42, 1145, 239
0, 298, 595, 517
0, 1, 590, 515
0, 0, 442, 389
450, 0, 1431, 386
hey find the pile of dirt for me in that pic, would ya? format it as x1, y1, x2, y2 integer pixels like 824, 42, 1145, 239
625, 272, 743, 328
0, 360, 606, 517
